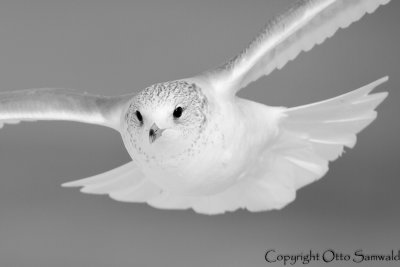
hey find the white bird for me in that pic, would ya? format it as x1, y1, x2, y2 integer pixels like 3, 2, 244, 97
0, 0, 390, 215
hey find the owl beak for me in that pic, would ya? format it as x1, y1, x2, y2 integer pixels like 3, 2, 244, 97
149, 123, 165, 144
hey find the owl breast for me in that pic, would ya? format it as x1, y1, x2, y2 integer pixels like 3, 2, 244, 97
120, 109, 251, 195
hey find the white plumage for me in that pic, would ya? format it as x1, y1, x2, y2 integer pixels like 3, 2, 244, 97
64, 76, 388, 214
0, 0, 391, 214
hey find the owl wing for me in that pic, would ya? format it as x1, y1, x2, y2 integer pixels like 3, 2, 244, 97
0, 88, 163, 203
0, 88, 131, 131
196, 0, 390, 97
62, 161, 162, 203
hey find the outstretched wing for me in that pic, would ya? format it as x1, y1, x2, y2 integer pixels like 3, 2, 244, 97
197, 0, 390, 96
62, 161, 163, 203
231, 77, 388, 213
0, 88, 131, 131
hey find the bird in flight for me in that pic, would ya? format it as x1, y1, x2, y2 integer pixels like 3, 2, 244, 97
0, 0, 390, 214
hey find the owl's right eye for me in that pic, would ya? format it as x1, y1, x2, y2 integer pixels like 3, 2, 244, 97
135, 110, 143, 123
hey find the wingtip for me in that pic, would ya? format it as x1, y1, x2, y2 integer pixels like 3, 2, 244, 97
370, 76, 389, 96
371, 76, 389, 87
357, 76, 389, 96
381, 75, 389, 83
377, 91, 389, 99
61, 181, 80, 188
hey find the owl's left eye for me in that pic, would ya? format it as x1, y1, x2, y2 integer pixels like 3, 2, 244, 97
135, 110, 143, 123
173, 106, 183, 119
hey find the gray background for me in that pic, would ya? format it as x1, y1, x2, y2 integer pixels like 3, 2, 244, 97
0, 0, 399, 266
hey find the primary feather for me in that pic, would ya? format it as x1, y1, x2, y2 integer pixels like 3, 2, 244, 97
273, 77, 388, 189
200, 0, 390, 96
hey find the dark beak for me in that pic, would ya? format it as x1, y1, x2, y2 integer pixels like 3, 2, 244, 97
149, 123, 165, 144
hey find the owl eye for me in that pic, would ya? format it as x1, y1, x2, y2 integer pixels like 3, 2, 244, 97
173, 106, 183, 119
135, 110, 143, 123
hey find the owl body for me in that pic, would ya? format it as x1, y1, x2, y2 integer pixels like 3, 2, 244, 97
120, 79, 283, 195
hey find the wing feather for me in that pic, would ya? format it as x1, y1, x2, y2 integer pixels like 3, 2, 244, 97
0, 88, 131, 131
198, 0, 390, 96
62, 161, 162, 203
273, 77, 388, 191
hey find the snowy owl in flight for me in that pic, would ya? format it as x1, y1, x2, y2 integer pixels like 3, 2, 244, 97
0, 0, 391, 214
